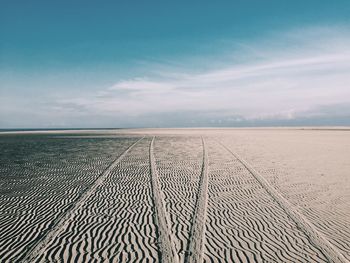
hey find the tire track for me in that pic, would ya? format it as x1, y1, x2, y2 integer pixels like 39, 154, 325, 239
205, 139, 328, 262
149, 136, 179, 263
153, 135, 203, 261
21, 137, 144, 263
218, 140, 349, 263
185, 137, 209, 263
34, 137, 157, 262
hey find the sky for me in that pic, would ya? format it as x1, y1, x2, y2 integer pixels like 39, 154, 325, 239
1, 0, 350, 128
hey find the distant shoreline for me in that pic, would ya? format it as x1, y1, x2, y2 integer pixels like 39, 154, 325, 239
1, 126, 350, 135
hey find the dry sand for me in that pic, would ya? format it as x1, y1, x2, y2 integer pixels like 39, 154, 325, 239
0, 128, 349, 262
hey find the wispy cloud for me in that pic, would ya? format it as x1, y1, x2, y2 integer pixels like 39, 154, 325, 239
55, 26, 350, 125
3, 26, 349, 128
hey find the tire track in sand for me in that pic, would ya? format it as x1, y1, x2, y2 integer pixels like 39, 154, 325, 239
218, 140, 349, 263
185, 137, 209, 263
21, 137, 145, 263
150, 137, 179, 263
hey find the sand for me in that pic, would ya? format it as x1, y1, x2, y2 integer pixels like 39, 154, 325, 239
0, 128, 349, 262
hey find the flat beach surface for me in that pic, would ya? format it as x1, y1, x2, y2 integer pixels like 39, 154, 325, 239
0, 128, 349, 262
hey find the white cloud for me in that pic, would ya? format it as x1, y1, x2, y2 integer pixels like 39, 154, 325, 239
109, 78, 175, 93
52, 26, 350, 124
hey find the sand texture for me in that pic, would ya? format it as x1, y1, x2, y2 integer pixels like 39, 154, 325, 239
0, 129, 349, 262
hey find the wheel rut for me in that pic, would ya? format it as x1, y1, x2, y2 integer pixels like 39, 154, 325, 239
150, 136, 179, 263
185, 137, 209, 263
217, 140, 349, 263
21, 137, 145, 263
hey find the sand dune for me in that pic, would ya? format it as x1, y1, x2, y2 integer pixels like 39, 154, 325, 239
0, 129, 349, 262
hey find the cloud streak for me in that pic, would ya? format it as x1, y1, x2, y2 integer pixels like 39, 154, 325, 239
2, 26, 350, 128
55, 26, 350, 125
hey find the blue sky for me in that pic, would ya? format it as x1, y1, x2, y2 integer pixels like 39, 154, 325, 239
1, 0, 350, 128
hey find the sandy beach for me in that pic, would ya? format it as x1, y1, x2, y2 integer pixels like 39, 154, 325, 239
0, 128, 349, 262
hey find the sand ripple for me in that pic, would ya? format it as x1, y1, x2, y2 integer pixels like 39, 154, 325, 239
0, 132, 347, 262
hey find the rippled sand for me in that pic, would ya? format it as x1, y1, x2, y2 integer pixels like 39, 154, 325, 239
0, 128, 349, 262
